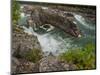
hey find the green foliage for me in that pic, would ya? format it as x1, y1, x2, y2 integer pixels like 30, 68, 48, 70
12, 0, 20, 25
59, 43, 96, 70
24, 49, 43, 63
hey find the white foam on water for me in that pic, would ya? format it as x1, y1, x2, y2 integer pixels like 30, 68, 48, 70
22, 26, 34, 35
47, 25, 55, 32
20, 13, 25, 18
20, 5, 24, 9
37, 33, 72, 54
38, 35, 61, 53
74, 14, 95, 30
41, 7, 48, 9
22, 26, 71, 54
73, 21, 77, 24
40, 24, 55, 32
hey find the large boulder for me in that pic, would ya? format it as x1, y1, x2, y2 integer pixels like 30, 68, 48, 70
30, 6, 81, 37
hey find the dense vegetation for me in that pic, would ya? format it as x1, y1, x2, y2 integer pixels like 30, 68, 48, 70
12, 0, 20, 25
59, 43, 96, 70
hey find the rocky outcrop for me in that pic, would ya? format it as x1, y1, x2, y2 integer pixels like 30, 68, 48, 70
23, 5, 81, 37
11, 57, 39, 74
11, 25, 42, 74
39, 55, 77, 72
12, 26, 42, 58
12, 55, 76, 74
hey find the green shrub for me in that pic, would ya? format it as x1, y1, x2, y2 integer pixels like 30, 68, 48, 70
59, 43, 96, 70
24, 49, 43, 63
12, 0, 20, 25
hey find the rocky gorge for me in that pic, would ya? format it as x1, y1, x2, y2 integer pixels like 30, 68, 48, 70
12, 1, 96, 74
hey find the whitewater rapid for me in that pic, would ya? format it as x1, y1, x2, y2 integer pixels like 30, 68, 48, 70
22, 26, 72, 55
74, 14, 95, 30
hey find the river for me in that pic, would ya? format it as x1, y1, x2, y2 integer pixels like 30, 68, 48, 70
18, 6, 96, 56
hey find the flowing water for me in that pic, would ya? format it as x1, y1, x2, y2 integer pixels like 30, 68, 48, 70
18, 7, 96, 55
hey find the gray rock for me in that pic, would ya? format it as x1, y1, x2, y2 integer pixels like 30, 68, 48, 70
39, 56, 76, 72
12, 26, 42, 58
11, 57, 39, 74
11, 57, 20, 74
12, 26, 43, 74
